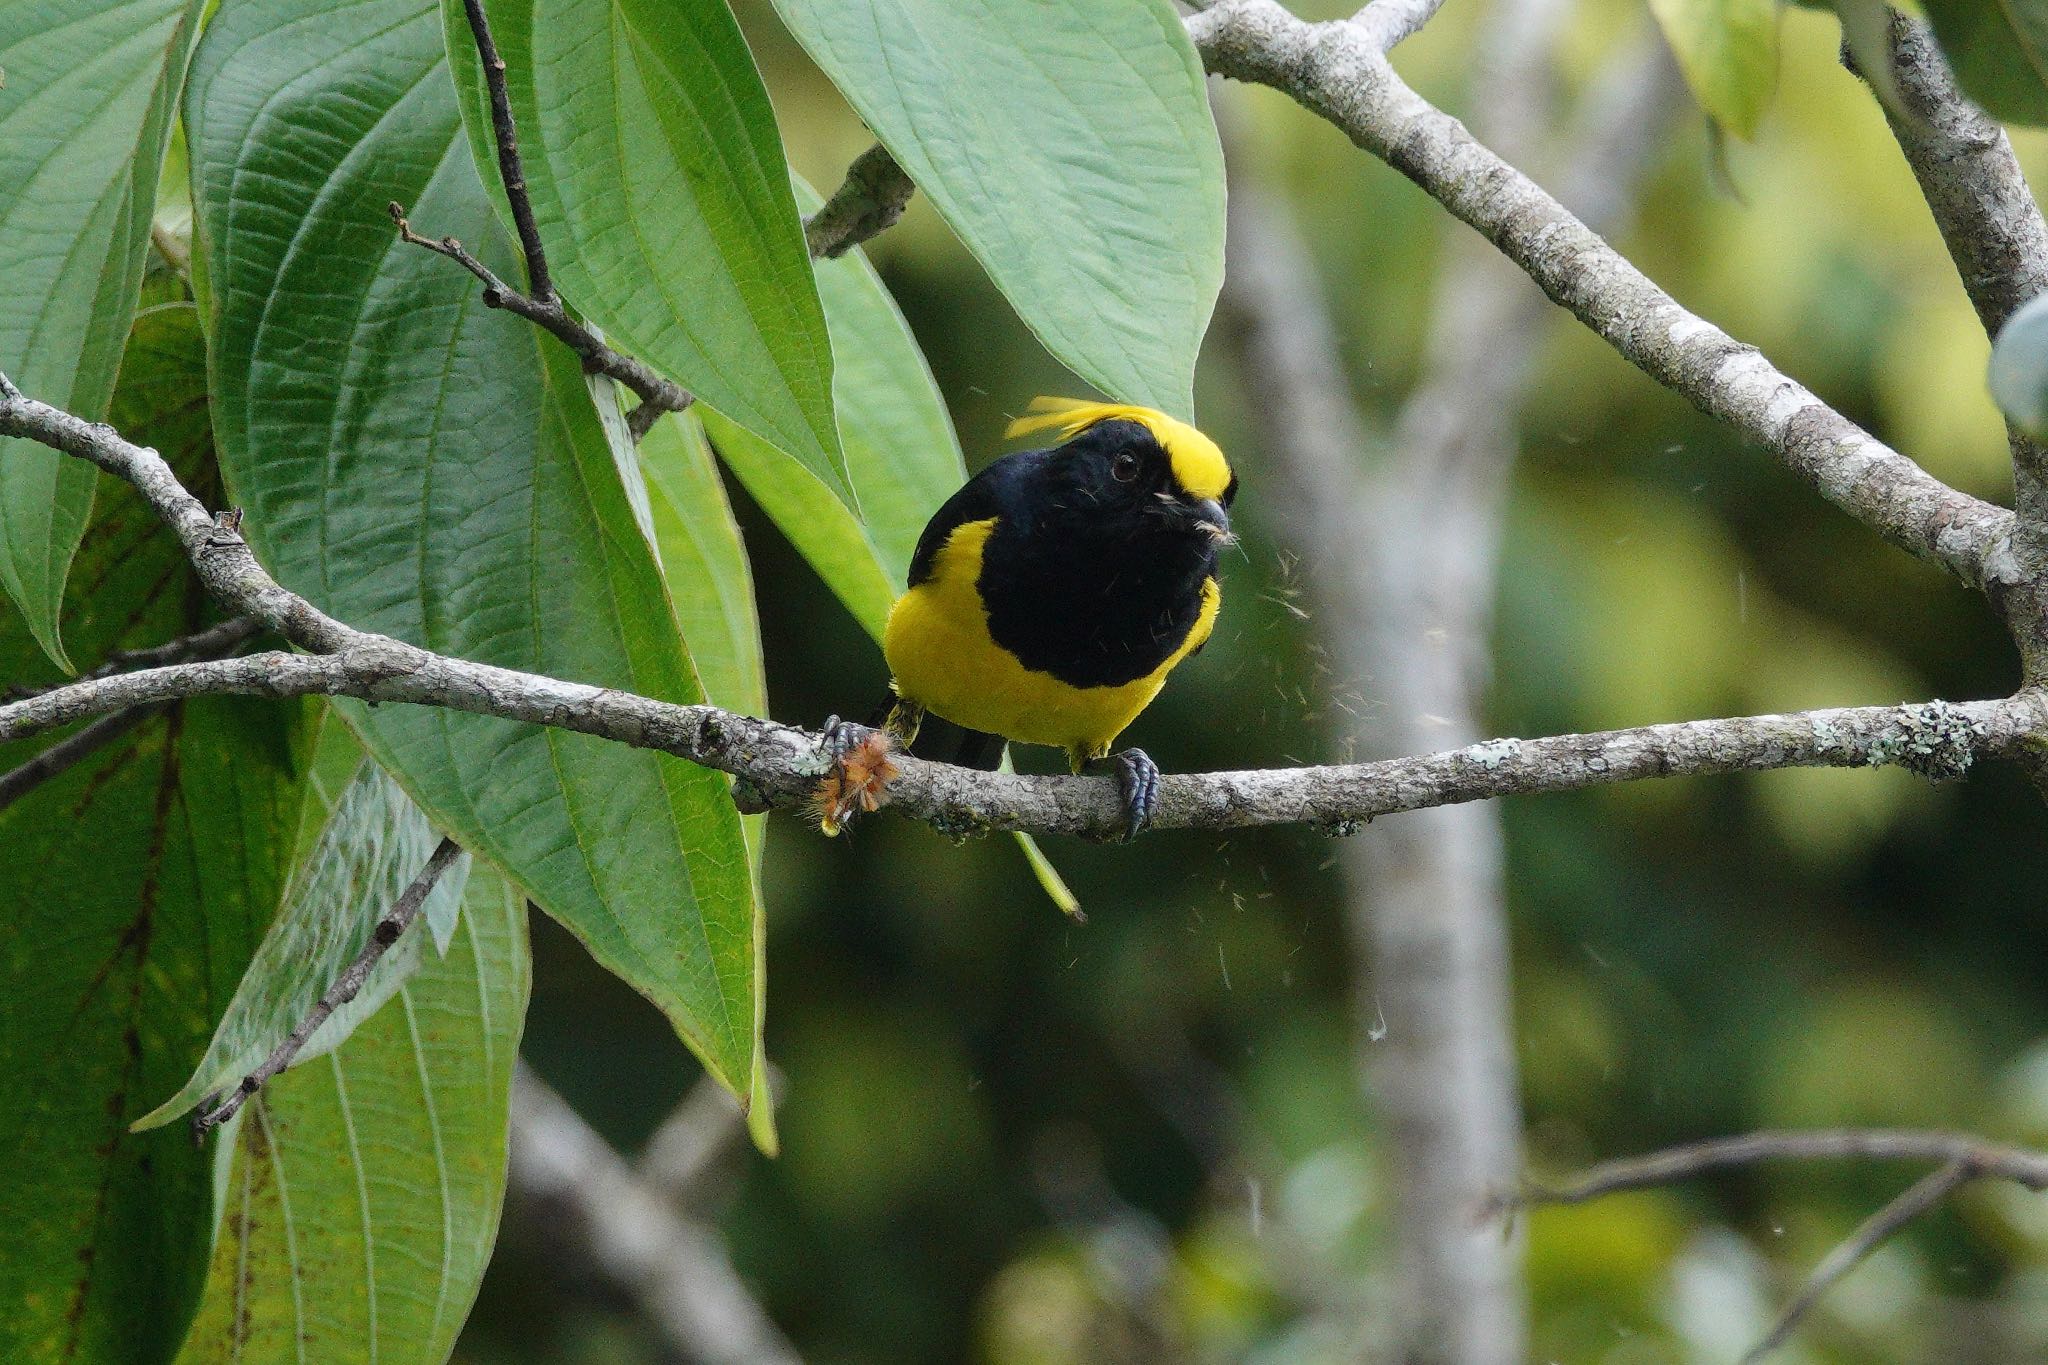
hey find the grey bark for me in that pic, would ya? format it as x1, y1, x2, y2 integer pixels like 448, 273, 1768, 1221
1185, 0, 2013, 588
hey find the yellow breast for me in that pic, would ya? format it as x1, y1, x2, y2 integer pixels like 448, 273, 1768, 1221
883, 519, 1219, 760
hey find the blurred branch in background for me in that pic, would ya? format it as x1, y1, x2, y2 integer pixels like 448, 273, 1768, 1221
507, 1062, 799, 1365
1496, 1129, 2048, 1359
1188, 0, 2014, 588
1219, 7, 1679, 1356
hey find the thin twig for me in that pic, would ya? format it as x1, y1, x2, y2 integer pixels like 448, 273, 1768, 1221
0, 703, 167, 814
803, 143, 916, 259
387, 202, 695, 428
0, 616, 263, 811
460, 0, 552, 301
1498, 1129, 2048, 1210
193, 837, 464, 1134
409, 26, 918, 442
3, 615, 260, 703
1743, 1161, 1973, 1362
1498, 1129, 2048, 1357
394, 0, 696, 432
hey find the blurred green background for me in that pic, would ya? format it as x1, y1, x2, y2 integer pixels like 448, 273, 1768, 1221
457, 2, 2048, 1360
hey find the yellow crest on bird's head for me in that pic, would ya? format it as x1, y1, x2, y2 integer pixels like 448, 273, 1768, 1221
1005, 397, 1234, 504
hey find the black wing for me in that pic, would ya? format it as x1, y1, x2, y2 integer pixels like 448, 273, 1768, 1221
904, 449, 1045, 588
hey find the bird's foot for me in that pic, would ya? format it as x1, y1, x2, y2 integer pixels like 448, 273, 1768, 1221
810, 716, 899, 837
1112, 747, 1161, 843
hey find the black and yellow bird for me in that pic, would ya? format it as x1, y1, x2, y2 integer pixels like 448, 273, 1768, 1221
879, 397, 1237, 839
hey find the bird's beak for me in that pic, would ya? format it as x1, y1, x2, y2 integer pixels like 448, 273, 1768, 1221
1186, 496, 1232, 543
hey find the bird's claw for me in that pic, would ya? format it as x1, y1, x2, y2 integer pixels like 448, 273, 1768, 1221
817, 714, 869, 760
1113, 747, 1161, 842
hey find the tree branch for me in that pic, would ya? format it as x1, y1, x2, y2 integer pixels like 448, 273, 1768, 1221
0, 616, 263, 813
508, 1062, 801, 1365
803, 143, 915, 259
1, 644, 2040, 838
2, 615, 259, 703
459, 0, 553, 302
1184, 0, 2014, 588
1495, 1129, 2048, 1359
1500, 1129, 2048, 1206
1351, 0, 1450, 51
1743, 1160, 1972, 1362
1862, 14, 2048, 673
0, 704, 167, 814
193, 837, 464, 1134
3, 378, 2044, 840
387, 203, 697, 439
1868, 16, 2048, 341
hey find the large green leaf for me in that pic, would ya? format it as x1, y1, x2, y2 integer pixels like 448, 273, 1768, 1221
174, 862, 530, 1364
1648, 0, 1782, 137
0, 311, 304, 1363
447, 0, 846, 500
637, 408, 780, 1149
135, 728, 471, 1131
1920, 0, 2048, 125
768, 0, 1223, 418
187, 0, 757, 1094
0, 0, 203, 669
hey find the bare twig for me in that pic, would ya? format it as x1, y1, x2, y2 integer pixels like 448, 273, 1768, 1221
1185, 0, 2013, 588
459, 0, 552, 301
1743, 1161, 1972, 1362
387, 202, 696, 432
1863, 14, 2048, 676
509, 1063, 800, 1365
410, 24, 917, 442
1494, 1129, 2048, 1360
193, 837, 464, 1134
0, 703, 167, 814
1500, 1129, 2048, 1207
394, 0, 696, 437
0, 616, 264, 812
3, 615, 260, 703
804, 143, 916, 259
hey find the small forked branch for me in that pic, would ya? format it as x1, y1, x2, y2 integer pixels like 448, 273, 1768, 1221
1743, 1161, 1972, 1362
0, 617, 265, 812
192, 837, 465, 1136
1493, 1129, 2048, 1360
400, 4, 915, 441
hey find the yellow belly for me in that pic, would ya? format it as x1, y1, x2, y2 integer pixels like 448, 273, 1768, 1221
883, 518, 1219, 758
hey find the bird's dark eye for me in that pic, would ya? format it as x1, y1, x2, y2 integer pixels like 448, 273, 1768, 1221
1110, 451, 1141, 483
